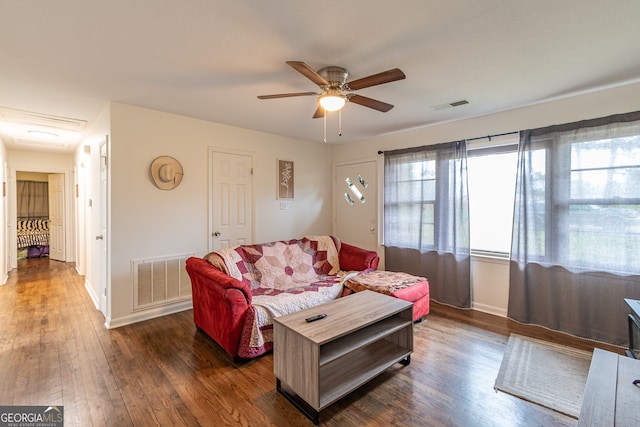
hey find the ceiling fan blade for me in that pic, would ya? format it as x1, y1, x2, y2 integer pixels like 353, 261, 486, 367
345, 68, 406, 91
286, 61, 329, 87
349, 95, 394, 112
312, 105, 324, 119
257, 92, 317, 99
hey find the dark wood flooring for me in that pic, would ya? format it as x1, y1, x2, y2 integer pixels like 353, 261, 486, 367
0, 257, 623, 426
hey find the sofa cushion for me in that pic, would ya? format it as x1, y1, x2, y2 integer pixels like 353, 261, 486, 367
345, 270, 429, 299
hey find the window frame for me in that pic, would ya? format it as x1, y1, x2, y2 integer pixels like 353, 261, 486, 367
466, 141, 518, 257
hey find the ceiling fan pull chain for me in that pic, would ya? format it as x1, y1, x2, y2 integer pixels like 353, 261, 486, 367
323, 109, 327, 143
339, 109, 342, 136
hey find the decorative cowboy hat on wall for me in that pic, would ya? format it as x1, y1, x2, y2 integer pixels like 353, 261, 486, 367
149, 156, 184, 190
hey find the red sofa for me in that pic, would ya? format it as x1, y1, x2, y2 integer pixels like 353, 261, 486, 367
185, 236, 379, 360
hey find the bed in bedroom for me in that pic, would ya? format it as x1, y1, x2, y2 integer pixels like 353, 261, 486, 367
17, 217, 50, 258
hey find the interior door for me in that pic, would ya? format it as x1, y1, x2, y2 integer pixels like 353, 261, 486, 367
99, 138, 108, 315
335, 160, 378, 251
2, 161, 7, 277
210, 151, 253, 250
48, 173, 65, 261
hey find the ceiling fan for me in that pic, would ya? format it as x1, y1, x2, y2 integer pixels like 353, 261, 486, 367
258, 61, 406, 118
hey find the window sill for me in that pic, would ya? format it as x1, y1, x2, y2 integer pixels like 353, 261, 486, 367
470, 250, 510, 263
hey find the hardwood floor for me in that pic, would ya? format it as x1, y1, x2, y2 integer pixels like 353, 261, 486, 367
0, 258, 623, 426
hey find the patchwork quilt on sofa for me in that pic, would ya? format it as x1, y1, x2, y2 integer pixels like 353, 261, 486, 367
206, 236, 345, 358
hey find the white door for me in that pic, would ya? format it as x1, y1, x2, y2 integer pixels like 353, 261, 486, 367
48, 173, 65, 261
210, 151, 253, 250
99, 139, 108, 315
335, 160, 378, 251
2, 161, 7, 276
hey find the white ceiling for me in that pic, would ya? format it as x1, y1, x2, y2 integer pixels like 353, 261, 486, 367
1, 0, 639, 152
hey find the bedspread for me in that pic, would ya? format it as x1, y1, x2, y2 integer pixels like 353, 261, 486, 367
17, 218, 49, 249
212, 236, 344, 357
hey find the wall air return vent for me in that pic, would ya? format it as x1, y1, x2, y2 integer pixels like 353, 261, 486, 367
132, 253, 194, 310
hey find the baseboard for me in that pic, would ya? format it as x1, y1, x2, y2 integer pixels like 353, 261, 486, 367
84, 280, 100, 310
106, 299, 193, 329
472, 302, 507, 317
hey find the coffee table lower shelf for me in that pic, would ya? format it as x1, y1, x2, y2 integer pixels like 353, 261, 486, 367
273, 290, 414, 424
276, 353, 411, 424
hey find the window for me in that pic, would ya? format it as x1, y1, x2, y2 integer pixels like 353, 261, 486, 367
513, 115, 640, 275
384, 156, 437, 249
467, 144, 518, 255
554, 135, 640, 272
383, 141, 468, 253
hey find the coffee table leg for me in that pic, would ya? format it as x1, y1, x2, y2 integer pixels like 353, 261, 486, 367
276, 378, 320, 424
400, 355, 411, 366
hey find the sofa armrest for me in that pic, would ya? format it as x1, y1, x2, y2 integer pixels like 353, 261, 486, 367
186, 257, 253, 357
186, 257, 252, 304
338, 241, 380, 271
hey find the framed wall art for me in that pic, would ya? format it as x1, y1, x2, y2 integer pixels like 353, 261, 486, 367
277, 159, 294, 200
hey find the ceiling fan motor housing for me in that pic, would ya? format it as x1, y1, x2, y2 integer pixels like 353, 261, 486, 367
318, 66, 349, 88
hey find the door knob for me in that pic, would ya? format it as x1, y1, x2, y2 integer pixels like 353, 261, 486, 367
213, 231, 221, 237
96, 235, 104, 240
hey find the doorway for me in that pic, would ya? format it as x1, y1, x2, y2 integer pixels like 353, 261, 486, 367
12, 170, 69, 269
209, 149, 254, 251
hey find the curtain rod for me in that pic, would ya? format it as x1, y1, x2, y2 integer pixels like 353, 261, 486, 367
377, 131, 519, 154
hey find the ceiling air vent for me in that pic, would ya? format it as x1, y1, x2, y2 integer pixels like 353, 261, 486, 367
431, 99, 470, 111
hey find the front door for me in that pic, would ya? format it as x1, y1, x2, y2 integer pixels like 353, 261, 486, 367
210, 150, 254, 250
48, 173, 65, 261
335, 160, 378, 251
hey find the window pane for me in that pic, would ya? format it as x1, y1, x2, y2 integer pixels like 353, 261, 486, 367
385, 203, 434, 248
570, 137, 640, 199
571, 136, 640, 169
467, 150, 517, 253
397, 179, 436, 202
568, 204, 640, 273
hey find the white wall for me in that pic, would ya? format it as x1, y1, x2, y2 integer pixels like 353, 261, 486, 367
332, 81, 640, 316
6, 149, 76, 270
107, 102, 332, 327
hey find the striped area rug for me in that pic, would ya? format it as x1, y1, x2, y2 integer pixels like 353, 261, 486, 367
494, 333, 593, 418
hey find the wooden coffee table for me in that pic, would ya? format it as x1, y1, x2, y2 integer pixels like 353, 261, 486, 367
273, 290, 414, 424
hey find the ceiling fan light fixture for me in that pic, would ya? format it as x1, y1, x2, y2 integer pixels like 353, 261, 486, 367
319, 90, 346, 111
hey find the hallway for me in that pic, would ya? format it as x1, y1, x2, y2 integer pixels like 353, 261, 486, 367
0, 258, 131, 424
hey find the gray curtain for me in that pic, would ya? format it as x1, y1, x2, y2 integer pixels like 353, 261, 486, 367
508, 111, 640, 346
17, 180, 49, 218
384, 140, 471, 308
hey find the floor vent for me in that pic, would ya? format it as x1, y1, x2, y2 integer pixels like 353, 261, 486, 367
132, 253, 194, 310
